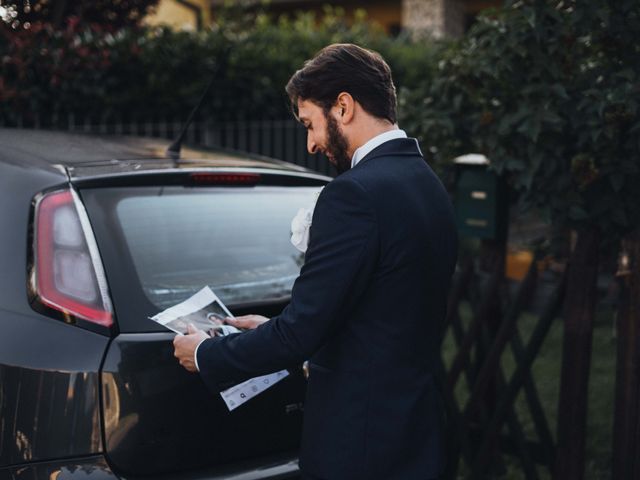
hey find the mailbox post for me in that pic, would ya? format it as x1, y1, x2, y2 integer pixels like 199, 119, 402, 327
453, 154, 510, 445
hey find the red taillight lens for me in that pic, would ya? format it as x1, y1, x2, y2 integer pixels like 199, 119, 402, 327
190, 172, 260, 185
34, 189, 113, 327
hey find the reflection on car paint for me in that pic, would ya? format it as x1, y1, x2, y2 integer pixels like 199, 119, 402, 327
0, 365, 101, 465
9, 456, 117, 479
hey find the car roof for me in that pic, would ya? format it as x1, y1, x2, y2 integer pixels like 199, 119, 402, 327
0, 128, 317, 179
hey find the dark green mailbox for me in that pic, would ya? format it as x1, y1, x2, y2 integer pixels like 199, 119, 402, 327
454, 155, 508, 241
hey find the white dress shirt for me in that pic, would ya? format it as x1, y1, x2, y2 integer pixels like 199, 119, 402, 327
351, 129, 407, 168
193, 128, 408, 371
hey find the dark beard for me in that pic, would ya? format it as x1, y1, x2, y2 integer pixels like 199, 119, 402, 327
325, 113, 351, 174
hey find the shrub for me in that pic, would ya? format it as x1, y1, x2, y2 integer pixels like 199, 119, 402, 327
0, 7, 442, 124
400, 0, 640, 244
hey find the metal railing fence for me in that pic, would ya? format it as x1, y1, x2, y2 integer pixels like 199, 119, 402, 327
2, 113, 335, 177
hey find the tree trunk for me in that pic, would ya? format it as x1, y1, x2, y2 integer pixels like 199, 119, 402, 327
553, 228, 599, 480
612, 229, 640, 480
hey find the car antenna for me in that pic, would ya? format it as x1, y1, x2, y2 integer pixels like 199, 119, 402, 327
165, 53, 228, 162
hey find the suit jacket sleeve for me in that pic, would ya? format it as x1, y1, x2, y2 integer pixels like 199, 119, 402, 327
197, 176, 378, 392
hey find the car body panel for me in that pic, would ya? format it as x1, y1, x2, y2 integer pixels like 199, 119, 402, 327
101, 333, 306, 476
0, 309, 106, 466
0, 155, 106, 466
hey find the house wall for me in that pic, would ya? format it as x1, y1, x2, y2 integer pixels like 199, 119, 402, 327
145, 0, 212, 30
402, 0, 465, 38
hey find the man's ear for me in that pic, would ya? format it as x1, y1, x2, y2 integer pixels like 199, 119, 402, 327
335, 92, 355, 124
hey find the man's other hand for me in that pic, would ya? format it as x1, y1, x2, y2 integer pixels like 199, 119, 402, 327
173, 324, 209, 372
225, 315, 269, 330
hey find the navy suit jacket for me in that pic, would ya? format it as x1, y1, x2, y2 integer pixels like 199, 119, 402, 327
198, 138, 458, 479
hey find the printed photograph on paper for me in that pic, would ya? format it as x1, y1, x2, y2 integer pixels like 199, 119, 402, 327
150, 285, 289, 411
149, 286, 236, 336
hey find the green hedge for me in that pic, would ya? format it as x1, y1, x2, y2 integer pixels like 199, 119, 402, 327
401, 0, 640, 243
0, 8, 441, 123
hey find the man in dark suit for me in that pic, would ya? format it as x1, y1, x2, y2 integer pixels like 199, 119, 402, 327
174, 43, 458, 480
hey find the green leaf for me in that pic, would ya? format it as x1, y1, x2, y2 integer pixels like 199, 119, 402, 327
530, 117, 542, 142
621, 160, 640, 174
569, 206, 589, 221
616, 69, 635, 81
551, 84, 569, 100
598, 102, 607, 118
542, 110, 563, 125
611, 208, 629, 227
610, 173, 625, 192
506, 157, 526, 171
517, 115, 543, 142
498, 117, 512, 135
525, 9, 536, 29
590, 129, 603, 143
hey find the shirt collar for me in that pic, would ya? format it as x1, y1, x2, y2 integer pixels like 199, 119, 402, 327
351, 129, 408, 168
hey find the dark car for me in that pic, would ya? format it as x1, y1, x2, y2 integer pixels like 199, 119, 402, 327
0, 128, 330, 480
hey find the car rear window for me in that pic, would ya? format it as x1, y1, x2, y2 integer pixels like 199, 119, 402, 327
81, 184, 322, 331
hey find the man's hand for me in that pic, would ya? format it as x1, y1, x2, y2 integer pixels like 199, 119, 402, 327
173, 324, 209, 373
225, 314, 269, 330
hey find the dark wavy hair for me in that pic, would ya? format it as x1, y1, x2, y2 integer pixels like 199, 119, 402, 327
285, 43, 397, 124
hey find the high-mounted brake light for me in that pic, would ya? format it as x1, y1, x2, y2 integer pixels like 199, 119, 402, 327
33, 189, 113, 328
190, 172, 260, 185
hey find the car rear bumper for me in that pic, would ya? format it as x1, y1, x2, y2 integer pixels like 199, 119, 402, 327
0, 454, 300, 480
130, 455, 300, 480
147, 457, 300, 480
0, 455, 117, 479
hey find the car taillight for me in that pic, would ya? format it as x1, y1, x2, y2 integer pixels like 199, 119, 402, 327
32, 189, 113, 328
